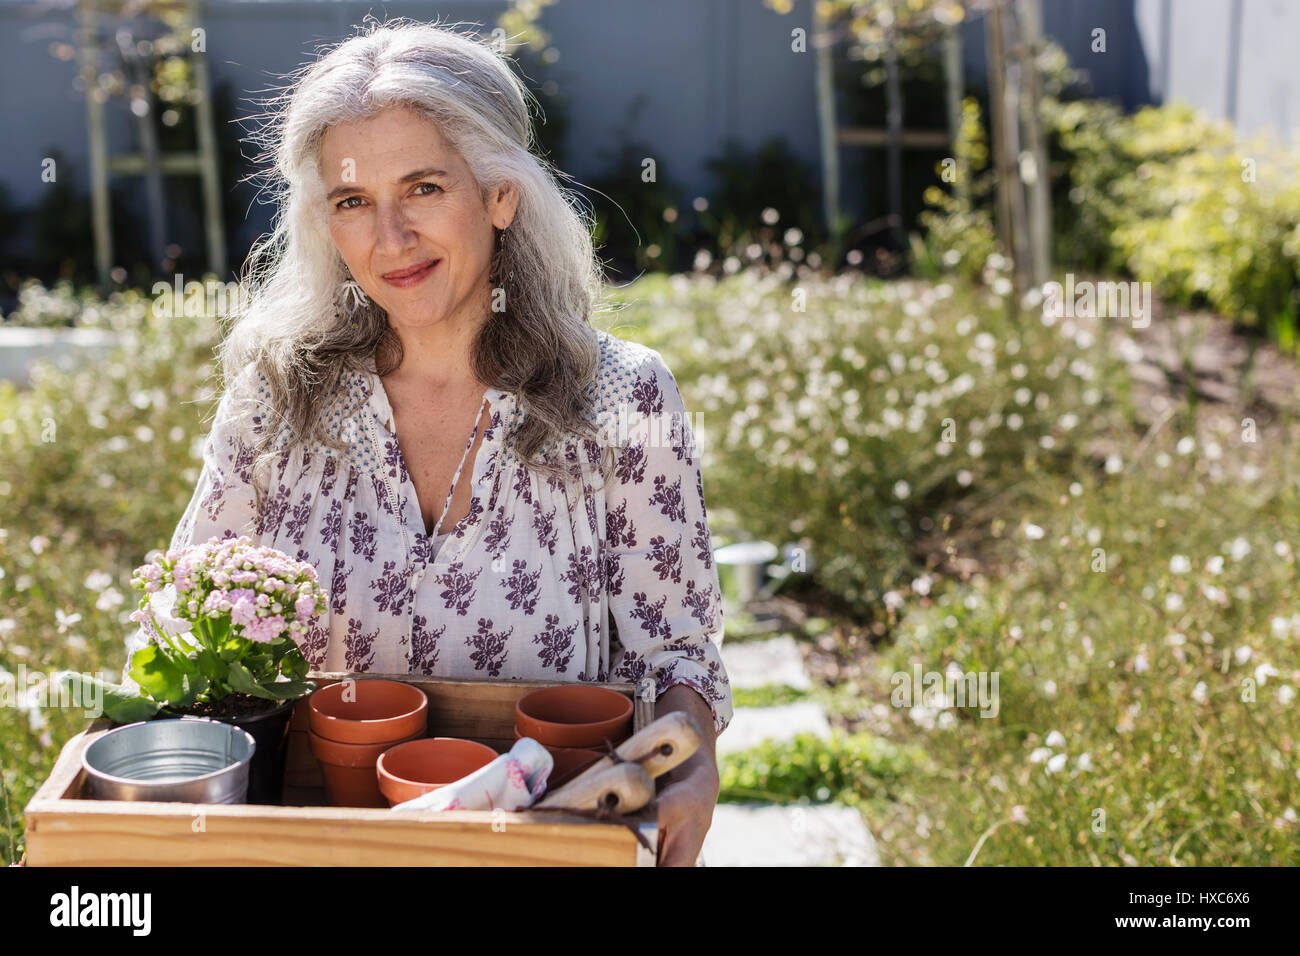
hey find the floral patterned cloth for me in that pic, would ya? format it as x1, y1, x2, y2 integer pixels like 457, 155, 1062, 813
123, 330, 733, 737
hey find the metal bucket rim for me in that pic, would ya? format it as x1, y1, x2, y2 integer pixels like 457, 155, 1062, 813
714, 540, 780, 564
82, 716, 257, 787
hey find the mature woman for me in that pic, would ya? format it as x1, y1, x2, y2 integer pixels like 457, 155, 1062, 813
122, 20, 732, 865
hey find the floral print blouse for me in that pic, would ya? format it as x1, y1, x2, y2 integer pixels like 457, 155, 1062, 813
123, 330, 733, 737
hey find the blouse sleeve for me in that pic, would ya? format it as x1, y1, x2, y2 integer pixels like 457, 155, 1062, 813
605, 351, 733, 737
120, 380, 266, 685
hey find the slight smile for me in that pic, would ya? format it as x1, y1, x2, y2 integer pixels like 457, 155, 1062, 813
381, 259, 440, 288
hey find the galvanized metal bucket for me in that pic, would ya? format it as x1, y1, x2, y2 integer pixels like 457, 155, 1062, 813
714, 540, 780, 605
82, 716, 256, 804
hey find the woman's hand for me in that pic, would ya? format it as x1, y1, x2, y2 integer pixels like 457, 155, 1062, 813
653, 684, 720, 866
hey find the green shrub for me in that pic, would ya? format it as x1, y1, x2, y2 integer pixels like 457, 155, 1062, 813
719, 730, 926, 810
915, 97, 998, 283
1046, 98, 1300, 349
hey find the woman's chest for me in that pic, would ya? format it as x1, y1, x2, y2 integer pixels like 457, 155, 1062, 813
394, 400, 493, 538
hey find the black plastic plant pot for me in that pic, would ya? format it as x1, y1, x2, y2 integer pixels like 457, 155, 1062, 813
226, 698, 296, 805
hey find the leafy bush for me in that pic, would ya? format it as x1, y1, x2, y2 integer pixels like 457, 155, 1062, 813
918, 90, 1300, 351
1046, 98, 1300, 349
719, 730, 925, 811
914, 97, 997, 283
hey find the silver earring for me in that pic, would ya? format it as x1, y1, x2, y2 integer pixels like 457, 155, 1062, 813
490, 228, 514, 288
340, 265, 369, 313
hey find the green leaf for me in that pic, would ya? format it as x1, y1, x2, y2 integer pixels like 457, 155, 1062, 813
173, 672, 210, 711
194, 647, 228, 684
270, 636, 291, 666
257, 678, 316, 701
280, 646, 310, 680
226, 661, 278, 701
105, 694, 163, 724
127, 644, 192, 704
55, 671, 161, 724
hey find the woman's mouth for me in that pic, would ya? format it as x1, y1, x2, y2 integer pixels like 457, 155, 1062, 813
381, 259, 440, 287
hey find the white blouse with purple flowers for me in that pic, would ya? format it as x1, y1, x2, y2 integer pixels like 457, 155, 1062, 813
123, 329, 734, 737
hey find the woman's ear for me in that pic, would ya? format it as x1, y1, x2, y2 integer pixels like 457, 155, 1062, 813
492, 182, 520, 230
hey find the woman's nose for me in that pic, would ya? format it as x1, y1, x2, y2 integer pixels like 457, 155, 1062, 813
374, 202, 416, 252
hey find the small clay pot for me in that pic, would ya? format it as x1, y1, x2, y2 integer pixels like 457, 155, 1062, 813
309, 679, 428, 744
376, 737, 500, 807
515, 685, 633, 748
511, 725, 607, 788
545, 746, 606, 789
310, 729, 425, 807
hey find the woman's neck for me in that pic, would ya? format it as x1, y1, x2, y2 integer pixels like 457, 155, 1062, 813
378, 313, 487, 394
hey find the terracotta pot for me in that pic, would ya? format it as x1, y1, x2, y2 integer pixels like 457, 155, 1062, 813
309, 679, 428, 744
514, 685, 633, 748
309, 728, 425, 807
376, 737, 500, 807
511, 725, 608, 789
545, 746, 606, 789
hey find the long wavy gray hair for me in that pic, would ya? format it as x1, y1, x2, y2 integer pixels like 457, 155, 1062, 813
223, 16, 618, 516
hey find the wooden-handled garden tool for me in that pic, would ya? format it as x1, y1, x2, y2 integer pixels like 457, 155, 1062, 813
532, 711, 703, 814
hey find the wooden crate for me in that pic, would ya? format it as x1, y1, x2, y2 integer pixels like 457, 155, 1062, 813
23, 672, 659, 866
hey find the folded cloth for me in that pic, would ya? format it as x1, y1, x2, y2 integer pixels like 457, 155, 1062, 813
389, 737, 554, 812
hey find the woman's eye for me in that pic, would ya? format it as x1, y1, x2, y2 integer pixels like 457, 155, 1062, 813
335, 196, 361, 210
415, 182, 442, 196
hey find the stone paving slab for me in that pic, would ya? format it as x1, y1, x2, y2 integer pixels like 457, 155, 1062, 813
719, 634, 811, 690
716, 702, 832, 757
707, 626, 882, 866
701, 802, 880, 866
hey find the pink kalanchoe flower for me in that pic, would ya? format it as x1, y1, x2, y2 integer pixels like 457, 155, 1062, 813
242, 614, 285, 644
201, 591, 228, 617
228, 588, 259, 626
295, 593, 316, 623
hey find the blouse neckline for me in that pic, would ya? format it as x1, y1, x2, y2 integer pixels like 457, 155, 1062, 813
357, 368, 520, 571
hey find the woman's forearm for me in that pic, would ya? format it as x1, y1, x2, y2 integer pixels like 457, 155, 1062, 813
654, 683, 720, 795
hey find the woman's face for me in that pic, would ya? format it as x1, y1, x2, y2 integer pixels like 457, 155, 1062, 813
320, 105, 517, 337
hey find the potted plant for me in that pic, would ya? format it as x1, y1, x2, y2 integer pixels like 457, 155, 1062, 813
67, 535, 325, 805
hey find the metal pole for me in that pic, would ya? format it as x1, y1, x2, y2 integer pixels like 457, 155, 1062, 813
1017, 0, 1052, 285
190, 0, 228, 278
81, 0, 112, 289
884, 10, 904, 250
814, 15, 843, 255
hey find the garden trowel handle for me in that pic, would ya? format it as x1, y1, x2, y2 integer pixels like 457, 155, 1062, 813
533, 762, 655, 813
533, 711, 703, 810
